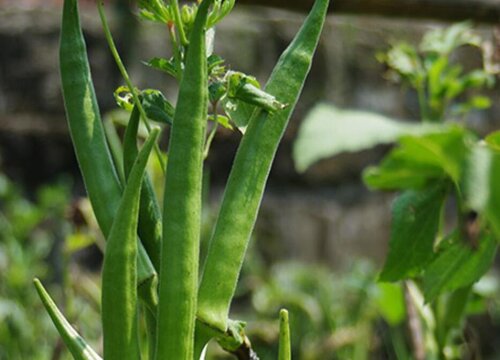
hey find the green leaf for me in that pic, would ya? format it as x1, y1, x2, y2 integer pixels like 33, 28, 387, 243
463, 144, 500, 237
221, 97, 255, 133
293, 103, 441, 172
34, 279, 102, 360
379, 184, 447, 282
423, 233, 498, 302
141, 89, 175, 125
143, 57, 178, 78
114, 85, 135, 112
65, 233, 95, 254
420, 22, 481, 56
364, 127, 471, 190
488, 153, 500, 237
485, 131, 500, 152
375, 283, 405, 325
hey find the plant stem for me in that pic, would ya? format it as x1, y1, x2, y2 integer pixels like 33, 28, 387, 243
170, 0, 189, 46
97, 0, 166, 173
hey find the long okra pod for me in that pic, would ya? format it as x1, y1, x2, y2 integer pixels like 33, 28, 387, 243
102, 129, 159, 360
33, 279, 102, 360
124, 106, 163, 272
60, 0, 156, 291
197, 0, 330, 332
155, 0, 213, 358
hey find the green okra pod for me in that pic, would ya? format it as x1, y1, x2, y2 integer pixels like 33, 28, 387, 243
102, 128, 160, 360
124, 106, 163, 272
278, 309, 291, 360
197, 0, 330, 332
33, 279, 102, 360
60, 0, 156, 291
155, 0, 213, 358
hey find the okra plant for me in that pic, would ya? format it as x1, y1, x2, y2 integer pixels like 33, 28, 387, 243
33, 0, 329, 359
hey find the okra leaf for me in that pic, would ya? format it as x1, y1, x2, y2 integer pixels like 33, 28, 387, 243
221, 98, 255, 133
141, 89, 175, 125
278, 309, 291, 360
114, 87, 174, 125
293, 103, 442, 173
364, 126, 471, 190
144, 57, 179, 78
33, 279, 102, 360
102, 129, 159, 360
379, 184, 447, 282
423, 232, 497, 302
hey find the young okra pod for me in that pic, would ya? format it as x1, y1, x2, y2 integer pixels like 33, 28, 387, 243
34, 279, 102, 360
124, 106, 163, 273
197, 0, 330, 332
102, 128, 160, 360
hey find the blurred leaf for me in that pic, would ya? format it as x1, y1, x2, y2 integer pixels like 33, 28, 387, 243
293, 104, 442, 173
420, 22, 481, 56
65, 233, 95, 254
208, 114, 233, 130
464, 144, 500, 237
375, 283, 405, 325
379, 184, 447, 282
377, 42, 425, 86
423, 233, 497, 302
485, 131, 500, 152
364, 127, 470, 190
143, 57, 178, 78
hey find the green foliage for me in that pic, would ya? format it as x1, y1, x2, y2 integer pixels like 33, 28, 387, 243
0, 172, 101, 359
293, 21, 499, 359
378, 22, 494, 122
233, 261, 407, 359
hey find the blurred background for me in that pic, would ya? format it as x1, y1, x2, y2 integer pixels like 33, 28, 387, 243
0, 0, 499, 359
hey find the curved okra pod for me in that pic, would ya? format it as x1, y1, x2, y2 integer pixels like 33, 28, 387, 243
124, 106, 163, 272
278, 309, 291, 360
102, 128, 160, 360
197, 0, 330, 332
155, 0, 213, 359
33, 279, 102, 360
60, 0, 156, 295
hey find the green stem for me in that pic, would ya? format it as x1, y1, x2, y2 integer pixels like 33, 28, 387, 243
203, 105, 219, 159
97, 0, 166, 173
170, 0, 189, 46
